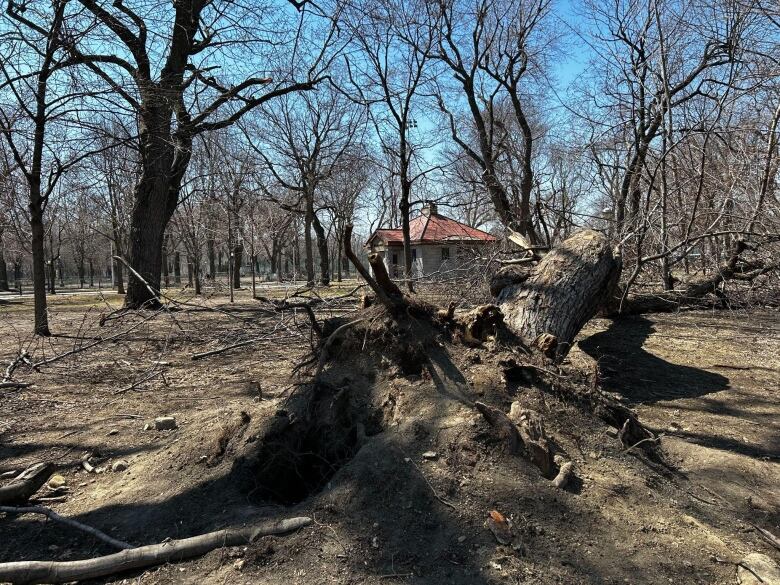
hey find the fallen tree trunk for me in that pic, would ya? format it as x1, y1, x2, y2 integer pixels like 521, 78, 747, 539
495, 230, 621, 360
614, 240, 777, 314
0, 516, 311, 584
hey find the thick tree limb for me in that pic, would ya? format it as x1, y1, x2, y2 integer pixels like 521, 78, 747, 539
0, 516, 312, 584
497, 230, 621, 361
344, 224, 403, 309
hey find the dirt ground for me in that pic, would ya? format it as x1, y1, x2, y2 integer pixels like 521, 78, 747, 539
0, 289, 778, 584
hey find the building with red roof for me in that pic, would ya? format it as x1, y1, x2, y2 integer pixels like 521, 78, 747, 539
366, 202, 497, 278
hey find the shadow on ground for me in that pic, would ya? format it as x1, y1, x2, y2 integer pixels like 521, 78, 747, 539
578, 316, 729, 404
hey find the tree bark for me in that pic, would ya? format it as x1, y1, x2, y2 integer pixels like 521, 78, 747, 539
232, 244, 242, 289
0, 516, 311, 584
0, 246, 9, 291
496, 230, 621, 361
114, 257, 125, 294
311, 211, 329, 286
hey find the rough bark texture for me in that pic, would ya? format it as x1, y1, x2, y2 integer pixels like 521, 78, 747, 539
497, 230, 620, 360
30, 211, 50, 335
232, 245, 243, 289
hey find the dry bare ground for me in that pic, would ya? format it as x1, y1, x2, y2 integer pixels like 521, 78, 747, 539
0, 288, 778, 584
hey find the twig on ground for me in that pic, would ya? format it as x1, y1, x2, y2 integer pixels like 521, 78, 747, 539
398, 448, 456, 510
190, 335, 272, 360
753, 525, 780, 552
711, 556, 765, 583
114, 370, 164, 394
0, 506, 132, 550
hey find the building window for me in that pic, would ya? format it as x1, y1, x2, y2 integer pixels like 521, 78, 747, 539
392, 253, 398, 265
441, 247, 450, 261
412, 249, 417, 261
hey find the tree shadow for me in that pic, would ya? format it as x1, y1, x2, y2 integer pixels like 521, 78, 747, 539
578, 316, 729, 405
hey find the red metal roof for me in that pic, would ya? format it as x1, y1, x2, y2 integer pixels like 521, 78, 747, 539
367, 213, 496, 246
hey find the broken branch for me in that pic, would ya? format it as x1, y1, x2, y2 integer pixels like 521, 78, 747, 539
0, 516, 312, 584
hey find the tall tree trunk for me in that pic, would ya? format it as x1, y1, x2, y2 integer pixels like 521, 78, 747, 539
207, 238, 216, 279
336, 234, 342, 282
114, 258, 125, 294
310, 211, 329, 286
0, 246, 9, 291
30, 207, 50, 335
193, 260, 201, 295
123, 102, 189, 308
496, 230, 621, 361
124, 190, 170, 306
174, 251, 182, 285
232, 245, 242, 289
88, 259, 94, 287
399, 159, 414, 292
304, 207, 315, 286
13, 261, 22, 291
187, 257, 194, 286
78, 257, 85, 288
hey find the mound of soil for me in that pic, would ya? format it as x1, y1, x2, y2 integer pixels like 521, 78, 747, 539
209, 306, 722, 584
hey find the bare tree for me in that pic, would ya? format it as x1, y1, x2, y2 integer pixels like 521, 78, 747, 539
345, 0, 437, 289
72, 0, 340, 307
247, 84, 366, 285
425, 0, 554, 242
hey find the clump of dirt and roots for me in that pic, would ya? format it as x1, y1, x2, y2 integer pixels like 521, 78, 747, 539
215, 301, 701, 584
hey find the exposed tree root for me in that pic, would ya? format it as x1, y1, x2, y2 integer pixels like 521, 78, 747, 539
475, 401, 556, 479
0, 463, 54, 505
0, 516, 312, 584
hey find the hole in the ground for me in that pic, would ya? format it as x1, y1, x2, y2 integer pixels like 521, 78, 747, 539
249, 384, 383, 506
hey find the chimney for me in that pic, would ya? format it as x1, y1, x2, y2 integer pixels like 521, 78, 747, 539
421, 200, 438, 217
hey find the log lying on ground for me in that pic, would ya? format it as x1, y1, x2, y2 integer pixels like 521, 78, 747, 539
496, 230, 621, 361
0, 463, 54, 505
613, 240, 777, 315
0, 516, 312, 584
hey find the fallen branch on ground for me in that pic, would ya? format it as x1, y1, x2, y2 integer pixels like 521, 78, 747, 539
0, 516, 312, 584
0, 381, 32, 389
0, 463, 54, 505
553, 461, 574, 489
0, 506, 132, 550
